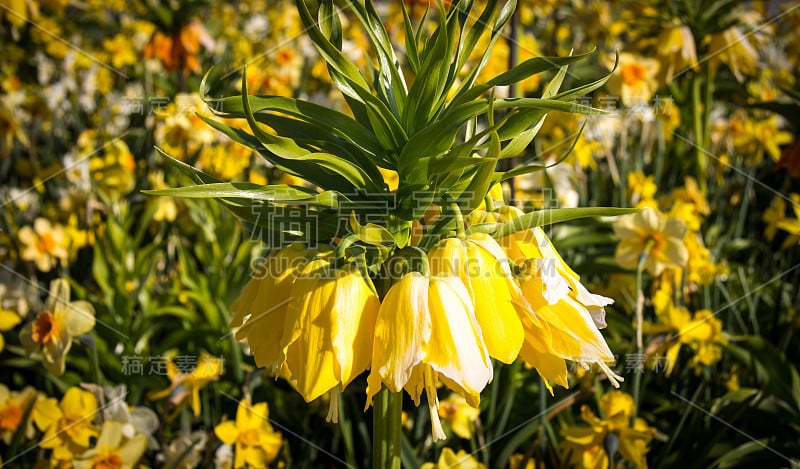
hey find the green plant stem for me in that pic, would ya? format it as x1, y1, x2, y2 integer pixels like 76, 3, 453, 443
691, 74, 707, 192
632, 240, 654, 425
373, 387, 402, 469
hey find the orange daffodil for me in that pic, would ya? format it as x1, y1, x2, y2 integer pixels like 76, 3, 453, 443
19, 279, 95, 375
0, 384, 38, 444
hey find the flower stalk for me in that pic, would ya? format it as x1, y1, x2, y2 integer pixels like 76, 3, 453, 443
373, 387, 402, 469
632, 238, 655, 424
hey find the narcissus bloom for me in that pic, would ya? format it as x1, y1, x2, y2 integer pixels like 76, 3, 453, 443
17, 218, 69, 272
643, 302, 727, 375
438, 393, 480, 439
613, 208, 688, 276
147, 353, 224, 416
72, 421, 147, 469
214, 399, 283, 469
19, 279, 95, 375
0, 384, 37, 444
33, 387, 99, 460
366, 272, 492, 441
421, 447, 486, 469
560, 391, 656, 469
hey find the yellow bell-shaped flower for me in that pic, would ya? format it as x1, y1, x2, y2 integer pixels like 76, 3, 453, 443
366, 272, 492, 441
428, 233, 524, 364
231, 243, 308, 374
281, 258, 380, 403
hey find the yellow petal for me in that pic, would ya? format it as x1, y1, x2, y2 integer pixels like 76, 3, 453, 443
367, 273, 431, 405
60, 300, 95, 336
215, 421, 239, 445
284, 261, 340, 402
425, 276, 493, 403
0, 309, 21, 330
330, 265, 379, 388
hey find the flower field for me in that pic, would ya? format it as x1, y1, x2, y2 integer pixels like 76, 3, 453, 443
1, 0, 799, 468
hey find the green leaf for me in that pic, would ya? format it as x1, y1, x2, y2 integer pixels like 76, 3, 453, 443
489, 207, 641, 238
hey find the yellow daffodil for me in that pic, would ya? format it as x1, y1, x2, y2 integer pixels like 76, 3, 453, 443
776, 193, 800, 248
147, 353, 224, 416
0, 384, 37, 444
420, 447, 486, 469
729, 113, 793, 164
644, 302, 727, 375
657, 23, 697, 83
708, 25, 759, 82
366, 272, 492, 441
281, 258, 379, 404
19, 279, 95, 375
560, 391, 656, 469
438, 393, 480, 439
214, 399, 283, 469
34, 387, 99, 460
102, 34, 138, 69
428, 233, 524, 364
762, 195, 786, 241
72, 421, 147, 469
613, 208, 688, 276
0, 306, 21, 353
606, 53, 661, 105
18, 218, 69, 272
627, 171, 657, 207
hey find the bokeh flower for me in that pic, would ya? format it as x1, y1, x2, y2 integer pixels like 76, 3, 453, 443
18, 218, 69, 272
614, 208, 688, 276
147, 353, 224, 417
437, 393, 480, 439
214, 399, 283, 469
420, 447, 486, 469
72, 421, 147, 469
19, 278, 95, 375
560, 391, 656, 469
0, 384, 37, 444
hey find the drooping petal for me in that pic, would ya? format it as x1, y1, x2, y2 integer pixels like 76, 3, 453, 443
284, 261, 339, 402
366, 273, 431, 405
330, 265, 379, 388
425, 276, 492, 405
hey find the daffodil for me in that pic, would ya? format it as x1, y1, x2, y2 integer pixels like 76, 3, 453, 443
33, 387, 99, 460
19, 278, 95, 375
147, 353, 224, 416
627, 171, 657, 207
214, 399, 283, 469
776, 193, 800, 248
0, 384, 37, 444
606, 53, 661, 105
72, 421, 147, 469
18, 218, 69, 272
656, 23, 697, 83
428, 233, 524, 364
613, 208, 688, 276
420, 447, 486, 469
438, 393, 480, 439
708, 24, 759, 82
643, 302, 727, 376
560, 391, 656, 469
762, 195, 786, 241
0, 306, 21, 353
366, 272, 492, 441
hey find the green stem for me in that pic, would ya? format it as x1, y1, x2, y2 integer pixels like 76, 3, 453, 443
632, 240, 654, 425
373, 387, 402, 469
